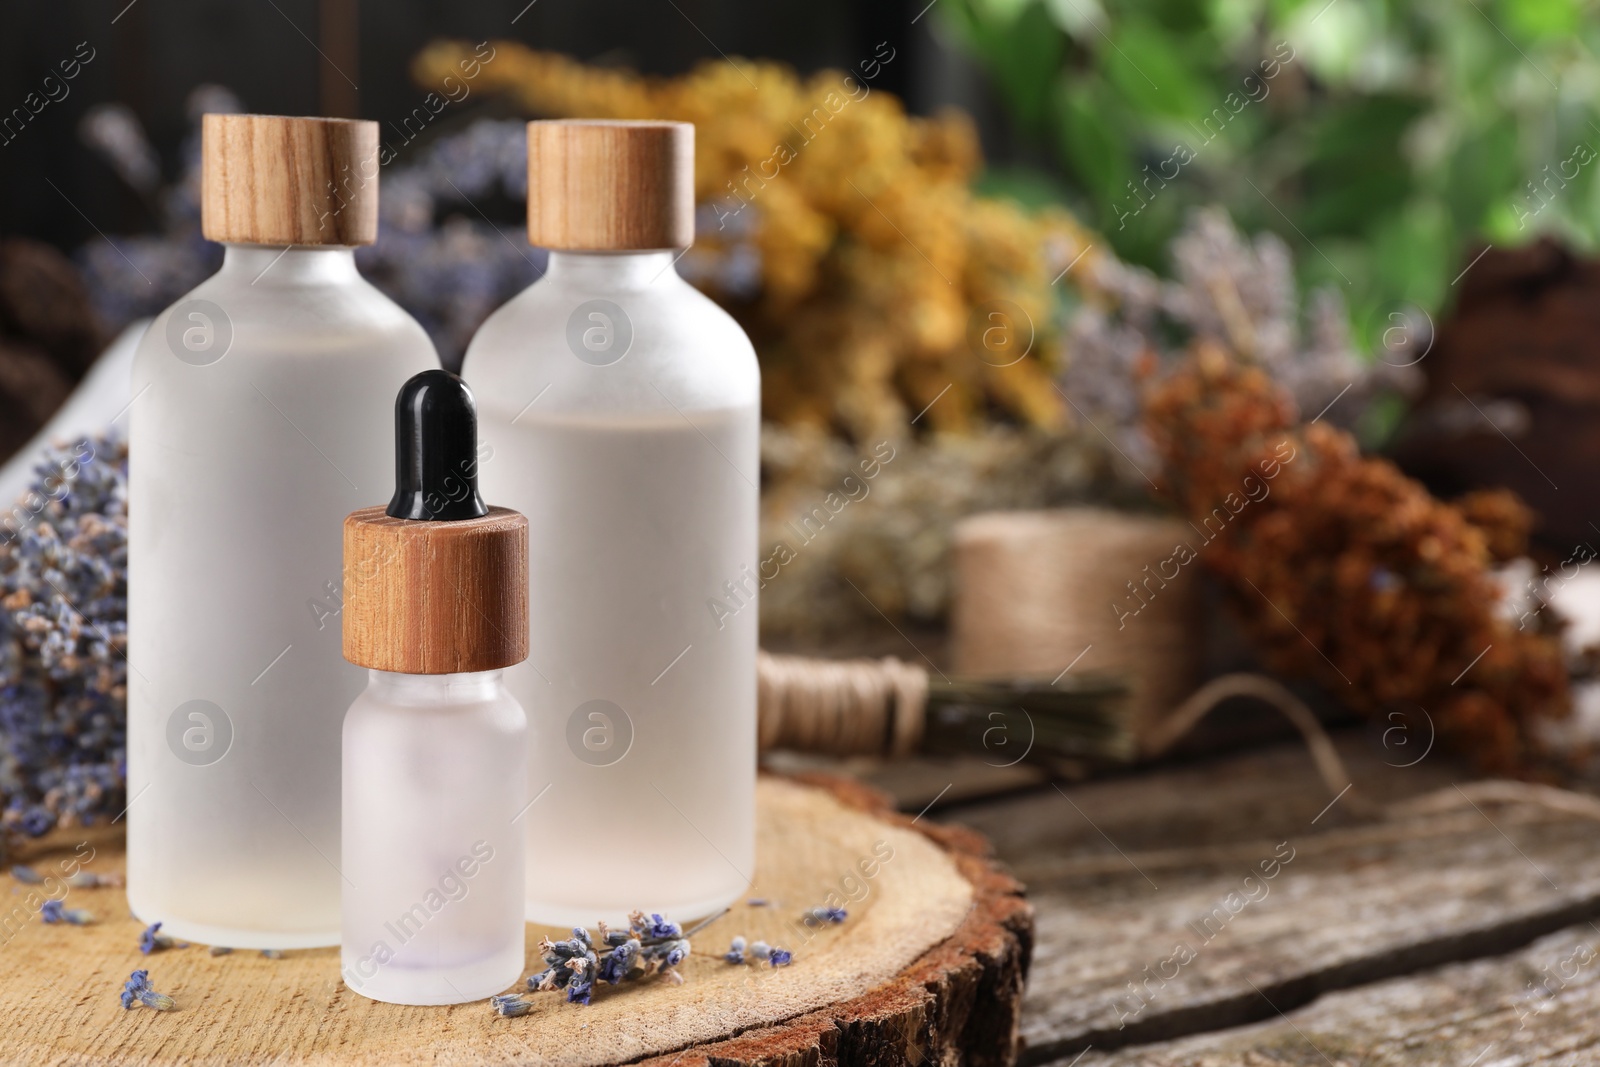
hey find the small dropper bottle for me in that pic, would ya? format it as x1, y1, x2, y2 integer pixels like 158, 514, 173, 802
339, 370, 530, 1005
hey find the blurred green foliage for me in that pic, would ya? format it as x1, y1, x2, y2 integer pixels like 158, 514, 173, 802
942, 0, 1600, 346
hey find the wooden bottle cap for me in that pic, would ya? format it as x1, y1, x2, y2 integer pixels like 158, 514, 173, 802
201, 114, 380, 246
342, 506, 529, 675
527, 120, 695, 250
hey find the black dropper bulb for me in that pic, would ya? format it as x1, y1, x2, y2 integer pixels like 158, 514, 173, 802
386, 369, 489, 522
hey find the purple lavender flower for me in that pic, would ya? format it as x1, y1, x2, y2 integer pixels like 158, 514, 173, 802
119, 969, 175, 1011
527, 966, 566, 992
139, 921, 172, 954
769, 948, 793, 967
724, 935, 747, 964
661, 940, 688, 967
802, 906, 848, 926
635, 911, 681, 940
0, 434, 129, 844
40, 898, 90, 924
598, 938, 639, 984
564, 956, 597, 1006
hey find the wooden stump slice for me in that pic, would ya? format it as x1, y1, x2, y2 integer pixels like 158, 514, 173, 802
0, 776, 1031, 1067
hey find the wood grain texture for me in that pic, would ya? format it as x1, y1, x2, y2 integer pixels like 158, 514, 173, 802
527, 120, 694, 250
1066, 921, 1600, 1066
342, 505, 528, 674
0, 776, 1029, 1067
952, 734, 1600, 1062
201, 114, 379, 246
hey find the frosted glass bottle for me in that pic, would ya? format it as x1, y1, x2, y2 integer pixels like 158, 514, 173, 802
341, 670, 527, 1004
127, 115, 438, 948
462, 121, 759, 925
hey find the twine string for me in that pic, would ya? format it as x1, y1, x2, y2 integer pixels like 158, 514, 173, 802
758, 652, 1600, 849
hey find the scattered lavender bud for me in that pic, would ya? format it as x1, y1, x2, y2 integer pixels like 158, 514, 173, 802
724, 935, 793, 966
65, 870, 123, 889
802, 906, 847, 926
491, 993, 533, 1017
40, 899, 92, 924
120, 969, 175, 1011
260, 949, 283, 959
209, 946, 232, 957
746, 898, 769, 907
10, 865, 43, 884
139, 921, 175, 954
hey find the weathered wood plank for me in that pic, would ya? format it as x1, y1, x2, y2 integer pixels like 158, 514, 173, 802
935, 733, 1600, 1062
954, 731, 1466, 863
1066, 921, 1600, 1066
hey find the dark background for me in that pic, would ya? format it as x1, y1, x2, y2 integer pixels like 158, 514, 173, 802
0, 0, 1011, 251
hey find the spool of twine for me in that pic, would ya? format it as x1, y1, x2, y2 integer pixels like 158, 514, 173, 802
950, 508, 1202, 750
757, 652, 928, 758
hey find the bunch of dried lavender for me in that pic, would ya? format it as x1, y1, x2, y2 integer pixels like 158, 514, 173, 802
1061, 207, 1419, 476
0, 433, 128, 849
76, 92, 541, 366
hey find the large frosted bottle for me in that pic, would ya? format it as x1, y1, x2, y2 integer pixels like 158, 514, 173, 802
127, 114, 439, 947
462, 120, 759, 925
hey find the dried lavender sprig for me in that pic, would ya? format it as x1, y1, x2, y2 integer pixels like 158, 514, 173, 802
10, 864, 42, 884
522, 908, 730, 1007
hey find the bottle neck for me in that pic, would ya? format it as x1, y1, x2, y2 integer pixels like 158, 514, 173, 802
220, 244, 361, 285
543, 250, 680, 290
366, 669, 504, 706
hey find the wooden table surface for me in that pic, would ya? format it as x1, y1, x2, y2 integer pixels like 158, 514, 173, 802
875, 730, 1600, 1067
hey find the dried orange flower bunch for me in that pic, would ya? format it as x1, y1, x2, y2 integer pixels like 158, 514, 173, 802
1144, 345, 1569, 773
413, 41, 1098, 438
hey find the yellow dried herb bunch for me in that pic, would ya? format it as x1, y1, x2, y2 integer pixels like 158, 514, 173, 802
413, 40, 1099, 438
1144, 344, 1569, 774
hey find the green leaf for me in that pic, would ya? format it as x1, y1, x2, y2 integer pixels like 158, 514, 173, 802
1100, 17, 1212, 118
1500, 0, 1581, 40
984, 2, 1068, 132
1052, 80, 1131, 205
